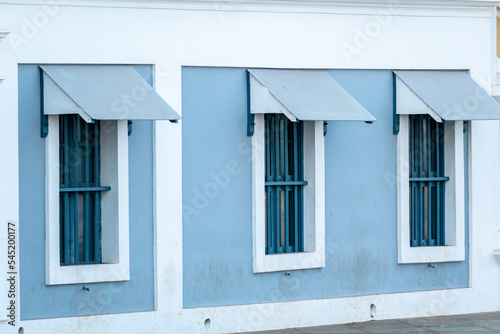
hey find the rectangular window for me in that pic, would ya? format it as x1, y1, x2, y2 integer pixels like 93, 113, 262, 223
396, 115, 464, 264
252, 115, 325, 273
409, 114, 448, 247
265, 114, 306, 254
46, 116, 130, 284
59, 114, 111, 265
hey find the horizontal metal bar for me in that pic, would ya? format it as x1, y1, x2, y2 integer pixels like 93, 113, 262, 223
265, 181, 308, 186
409, 177, 450, 182
60, 186, 111, 192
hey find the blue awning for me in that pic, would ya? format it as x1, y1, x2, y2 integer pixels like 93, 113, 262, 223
394, 70, 500, 121
40, 65, 180, 122
248, 69, 376, 122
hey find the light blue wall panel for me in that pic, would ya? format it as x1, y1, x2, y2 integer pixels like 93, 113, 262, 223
182, 67, 469, 308
19, 65, 155, 319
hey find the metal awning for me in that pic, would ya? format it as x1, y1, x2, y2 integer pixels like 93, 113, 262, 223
40, 65, 180, 123
248, 69, 376, 122
394, 70, 500, 122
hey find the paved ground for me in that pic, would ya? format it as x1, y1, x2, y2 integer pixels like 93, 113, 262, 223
237, 311, 500, 333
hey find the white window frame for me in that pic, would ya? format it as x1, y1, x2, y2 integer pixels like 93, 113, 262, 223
397, 115, 465, 264
45, 116, 130, 285
252, 114, 325, 273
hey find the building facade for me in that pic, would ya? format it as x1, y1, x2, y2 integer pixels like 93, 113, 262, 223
1, 1, 500, 333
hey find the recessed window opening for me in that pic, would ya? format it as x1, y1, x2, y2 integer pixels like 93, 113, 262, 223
409, 114, 447, 247
59, 114, 109, 265
264, 114, 305, 254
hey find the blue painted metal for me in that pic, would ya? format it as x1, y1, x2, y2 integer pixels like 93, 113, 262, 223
409, 114, 446, 247
40, 67, 49, 138
40, 65, 181, 122
247, 71, 255, 136
265, 181, 308, 186
128, 120, 133, 136
93, 120, 102, 264
265, 114, 304, 254
392, 72, 399, 135
248, 69, 376, 122
394, 70, 500, 120
84, 120, 91, 263
409, 177, 449, 182
59, 114, 107, 265
60, 186, 111, 192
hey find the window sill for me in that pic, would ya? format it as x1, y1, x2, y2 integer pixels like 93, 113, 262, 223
398, 244, 465, 264
254, 250, 325, 273
46, 263, 130, 285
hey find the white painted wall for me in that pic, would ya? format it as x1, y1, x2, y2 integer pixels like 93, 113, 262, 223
0, 1, 499, 333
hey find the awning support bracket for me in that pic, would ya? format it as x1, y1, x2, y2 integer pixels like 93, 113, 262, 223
128, 120, 133, 136
247, 71, 255, 137
393, 72, 400, 135
40, 68, 49, 138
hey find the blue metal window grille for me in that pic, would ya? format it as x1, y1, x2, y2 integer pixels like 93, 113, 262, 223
265, 114, 306, 254
409, 114, 448, 247
59, 114, 110, 265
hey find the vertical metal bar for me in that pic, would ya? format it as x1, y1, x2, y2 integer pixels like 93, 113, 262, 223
293, 122, 299, 252
426, 116, 432, 245
412, 115, 417, 245
409, 116, 414, 246
269, 115, 274, 253
285, 189, 290, 252
412, 117, 418, 246
426, 115, 431, 176
94, 121, 101, 263
84, 122, 90, 263
274, 115, 281, 252
440, 180, 445, 246
67, 116, 75, 264
266, 188, 272, 254
437, 183, 441, 246
418, 115, 423, 178
298, 121, 304, 252
428, 182, 433, 245
411, 183, 415, 246
267, 115, 276, 254
63, 116, 70, 265
272, 116, 277, 253
73, 115, 80, 265
265, 115, 270, 253
418, 116, 424, 246
440, 122, 446, 246
284, 117, 290, 252
59, 117, 64, 264
410, 115, 414, 178
436, 121, 441, 245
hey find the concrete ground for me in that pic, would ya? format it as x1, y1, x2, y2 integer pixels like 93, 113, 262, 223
236, 311, 500, 333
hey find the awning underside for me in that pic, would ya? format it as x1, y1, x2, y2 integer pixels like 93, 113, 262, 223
40, 65, 180, 122
248, 69, 376, 122
394, 70, 500, 121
